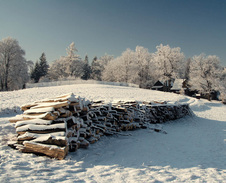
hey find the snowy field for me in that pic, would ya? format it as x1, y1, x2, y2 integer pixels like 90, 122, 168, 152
0, 84, 225, 182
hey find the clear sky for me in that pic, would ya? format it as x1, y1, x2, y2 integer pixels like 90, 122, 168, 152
0, 0, 226, 66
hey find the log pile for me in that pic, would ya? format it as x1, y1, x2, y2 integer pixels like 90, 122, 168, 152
8, 93, 191, 160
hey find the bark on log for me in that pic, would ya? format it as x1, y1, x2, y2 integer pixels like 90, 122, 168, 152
16, 123, 65, 135
22, 141, 68, 160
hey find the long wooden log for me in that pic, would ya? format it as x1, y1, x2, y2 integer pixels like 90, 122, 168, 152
16, 123, 66, 135
22, 112, 58, 121
15, 119, 53, 128
21, 103, 38, 111
22, 141, 68, 160
32, 136, 68, 147
23, 107, 55, 114
18, 131, 66, 141
30, 101, 70, 109
9, 115, 24, 123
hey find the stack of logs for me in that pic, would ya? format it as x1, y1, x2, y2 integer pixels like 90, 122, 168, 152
8, 93, 191, 160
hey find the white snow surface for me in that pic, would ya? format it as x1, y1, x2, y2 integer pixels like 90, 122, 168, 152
0, 84, 225, 183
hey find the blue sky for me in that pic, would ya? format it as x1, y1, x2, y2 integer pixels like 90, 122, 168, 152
0, 0, 226, 66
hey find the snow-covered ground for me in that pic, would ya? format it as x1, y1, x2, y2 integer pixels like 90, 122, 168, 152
0, 84, 225, 182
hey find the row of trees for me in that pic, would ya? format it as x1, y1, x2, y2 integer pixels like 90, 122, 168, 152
0, 37, 50, 91
42, 42, 225, 101
0, 37, 225, 102
102, 45, 225, 101
40, 42, 114, 82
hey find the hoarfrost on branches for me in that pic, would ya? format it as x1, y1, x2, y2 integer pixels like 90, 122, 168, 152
189, 54, 222, 100
102, 47, 157, 88
91, 54, 113, 81
153, 44, 185, 81
48, 42, 84, 80
0, 37, 28, 91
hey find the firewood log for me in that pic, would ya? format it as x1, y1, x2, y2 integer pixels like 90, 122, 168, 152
16, 123, 66, 135
78, 138, 89, 148
9, 115, 24, 123
21, 103, 38, 111
22, 112, 58, 121
15, 119, 53, 128
31, 135, 68, 147
30, 101, 69, 109
87, 136, 97, 144
18, 131, 65, 141
22, 141, 68, 160
23, 107, 55, 114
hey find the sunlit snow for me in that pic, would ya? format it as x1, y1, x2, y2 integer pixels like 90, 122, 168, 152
0, 84, 225, 182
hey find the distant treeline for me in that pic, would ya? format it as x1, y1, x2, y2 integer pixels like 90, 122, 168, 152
0, 37, 225, 101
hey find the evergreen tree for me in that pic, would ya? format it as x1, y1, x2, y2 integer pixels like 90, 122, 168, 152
81, 55, 91, 80
30, 61, 41, 83
84, 54, 89, 65
91, 56, 101, 80
39, 52, 49, 78
91, 56, 97, 67
30, 53, 49, 83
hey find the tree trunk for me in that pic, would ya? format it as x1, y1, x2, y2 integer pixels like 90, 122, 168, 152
3, 56, 10, 91
208, 92, 211, 101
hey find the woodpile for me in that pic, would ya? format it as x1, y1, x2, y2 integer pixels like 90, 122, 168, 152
8, 93, 191, 160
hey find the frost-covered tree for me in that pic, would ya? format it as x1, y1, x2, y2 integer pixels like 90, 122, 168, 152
120, 48, 136, 83
103, 49, 137, 83
48, 59, 67, 80
135, 46, 153, 88
102, 58, 120, 82
102, 49, 136, 83
219, 67, 226, 102
91, 54, 113, 81
0, 37, 28, 91
64, 42, 83, 77
26, 60, 34, 75
49, 42, 84, 80
103, 55, 133, 83
102, 47, 157, 88
153, 44, 185, 90
189, 54, 222, 101
184, 58, 191, 80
